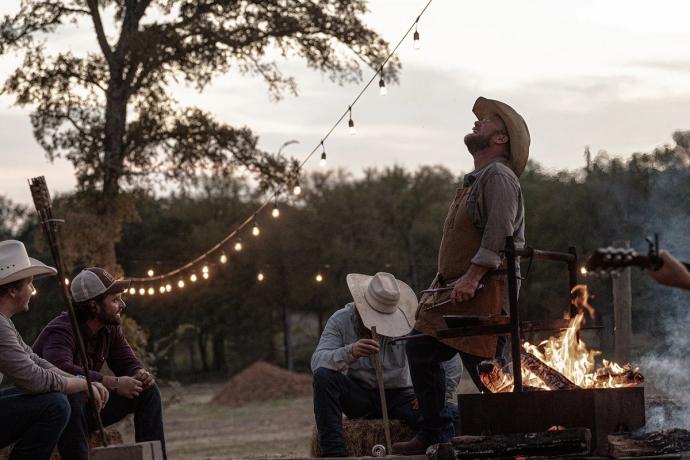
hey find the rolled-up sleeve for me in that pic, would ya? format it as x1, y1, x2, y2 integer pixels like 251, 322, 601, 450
310, 312, 357, 373
471, 172, 520, 269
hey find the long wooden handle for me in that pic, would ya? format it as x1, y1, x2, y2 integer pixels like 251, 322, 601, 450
371, 326, 392, 454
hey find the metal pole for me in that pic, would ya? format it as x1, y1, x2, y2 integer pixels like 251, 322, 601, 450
505, 236, 522, 393
371, 326, 392, 454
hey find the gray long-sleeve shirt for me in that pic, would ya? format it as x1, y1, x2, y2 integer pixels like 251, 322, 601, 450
311, 304, 461, 394
0, 313, 67, 393
464, 158, 525, 269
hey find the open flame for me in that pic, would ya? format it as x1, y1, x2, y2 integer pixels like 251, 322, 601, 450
481, 285, 643, 392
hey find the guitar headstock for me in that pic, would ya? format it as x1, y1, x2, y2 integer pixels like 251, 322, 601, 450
582, 235, 662, 277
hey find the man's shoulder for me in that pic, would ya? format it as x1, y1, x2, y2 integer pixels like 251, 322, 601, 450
480, 160, 520, 184
41, 312, 73, 333
327, 304, 355, 324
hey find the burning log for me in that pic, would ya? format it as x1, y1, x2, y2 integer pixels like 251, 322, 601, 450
595, 363, 644, 386
449, 428, 591, 459
520, 351, 579, 390
478, 360, 512, 393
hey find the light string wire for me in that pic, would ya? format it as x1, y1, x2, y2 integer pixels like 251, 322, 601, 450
125, 0, 433, 287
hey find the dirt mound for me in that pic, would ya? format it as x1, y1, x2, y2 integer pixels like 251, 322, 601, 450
211, 361, 313, 406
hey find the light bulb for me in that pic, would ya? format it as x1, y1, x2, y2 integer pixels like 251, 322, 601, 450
129, 287, 136, 295
234, 240, 243, 252
64, 277, 70, 286
178, 279, 185, 288
315, 273, 324, 283
147, 287, 154, 296
257, 272, 265, 281
220, 252, 228, 264
272, 205, 280, 218
293, 184, 301, 196
147, 269, 154, 277
320, 151, 327, 167
159, 286, 166, 294
165, 284, 172, 292
252, 222, 260, 236
348, 118, 356, 135
413, 30, 420, 50
580, 267, 588, 276
190, 273, 198, 282
202, 265, 209, 273
379, 77, 387, 96
31, 287, 37, 296
139, 288, 145, 296
202, 272, 209, 280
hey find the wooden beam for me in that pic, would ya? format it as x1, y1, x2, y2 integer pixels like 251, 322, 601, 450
612, 240, 633, 364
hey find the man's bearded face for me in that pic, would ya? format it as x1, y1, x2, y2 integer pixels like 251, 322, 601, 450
463, 116, 507, 155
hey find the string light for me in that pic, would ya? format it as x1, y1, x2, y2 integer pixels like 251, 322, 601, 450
378, 66, 387, 96
31, 287, 37, 296
413, 19, 420, 50
147, 287, 154, 296
202, 272, 210, 280
64, 277, 70, 286
190, 273, 198, 283
159, 285, 166, 294
315, 273, 324, 283
129, 287, 136, 295
165, 283, 172, 292
320, 141, 327, 167
121, 0, 434, 293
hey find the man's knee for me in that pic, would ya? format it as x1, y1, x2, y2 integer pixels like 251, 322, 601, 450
313, 367, 340, 389
43, 392, 71, 426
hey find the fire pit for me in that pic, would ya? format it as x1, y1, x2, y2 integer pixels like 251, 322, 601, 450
438, 238, 646, 455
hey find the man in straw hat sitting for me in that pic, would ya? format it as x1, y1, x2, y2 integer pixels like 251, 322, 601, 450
33, 267, 166, 460
311, 272, 461, 457
393, 97, 530, 454
0, 240, 109, 459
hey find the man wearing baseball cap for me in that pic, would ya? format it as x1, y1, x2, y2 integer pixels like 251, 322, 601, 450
0, 240, 109, 459
33, 267, 166, 459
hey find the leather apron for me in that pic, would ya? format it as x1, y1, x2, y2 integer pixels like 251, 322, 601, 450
414, 186, 507, 358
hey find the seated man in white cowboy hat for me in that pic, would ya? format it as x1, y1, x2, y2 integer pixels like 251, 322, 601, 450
311, 272, 461, 457
0, 240, 109, 460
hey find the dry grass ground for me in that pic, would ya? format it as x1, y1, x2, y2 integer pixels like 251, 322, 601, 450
161, 383, 315, 459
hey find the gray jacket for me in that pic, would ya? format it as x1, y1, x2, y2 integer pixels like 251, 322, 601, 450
0, 313, 67, 393
311, 303, 461, 395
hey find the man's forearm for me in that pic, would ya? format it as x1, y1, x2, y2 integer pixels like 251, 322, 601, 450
464, 263, 490, 284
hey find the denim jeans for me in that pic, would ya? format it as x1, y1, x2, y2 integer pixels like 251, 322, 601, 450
405, 329, 507, 444
59, 384, 166, 460
0, 387, 71, 460
312, 367, 457, 457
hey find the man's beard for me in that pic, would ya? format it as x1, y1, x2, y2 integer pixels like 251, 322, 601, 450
464, 132, 492, 155
98, 310, 122, 325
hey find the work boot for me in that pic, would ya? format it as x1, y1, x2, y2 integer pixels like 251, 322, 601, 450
392, 436, 431, 455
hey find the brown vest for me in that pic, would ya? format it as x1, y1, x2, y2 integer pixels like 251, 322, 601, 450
414, 187, 506, 358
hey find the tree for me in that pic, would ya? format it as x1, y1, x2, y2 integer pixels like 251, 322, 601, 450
0, 0, 400, 269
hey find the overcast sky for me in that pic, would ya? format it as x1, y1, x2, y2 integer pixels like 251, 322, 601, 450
2, 0, 690, 205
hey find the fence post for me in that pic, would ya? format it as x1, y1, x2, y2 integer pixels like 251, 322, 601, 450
612, 240, 632, 363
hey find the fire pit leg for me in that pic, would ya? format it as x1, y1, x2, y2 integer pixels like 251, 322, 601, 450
505, 236, 522, 393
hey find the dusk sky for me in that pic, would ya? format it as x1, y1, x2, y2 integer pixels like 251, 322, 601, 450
2, 0, 689, 204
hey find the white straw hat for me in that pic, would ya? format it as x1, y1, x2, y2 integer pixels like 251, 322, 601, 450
0, 240, 57, 286
346, 272, 417, 338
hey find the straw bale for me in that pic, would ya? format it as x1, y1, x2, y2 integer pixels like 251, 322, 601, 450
0, 427, 122, 459
309, 418, 416, 457
212, 361, 313, 407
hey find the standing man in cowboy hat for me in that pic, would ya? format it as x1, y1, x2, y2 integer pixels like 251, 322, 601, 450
393, 97, 529, 454
311, 272, 461, 457
33, 267, 166, 460
0, 240, 109, 459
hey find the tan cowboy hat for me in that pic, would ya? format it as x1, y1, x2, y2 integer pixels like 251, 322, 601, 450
0, 240, 57, 286
472, 97, 530, 177
346, 272, 417, 338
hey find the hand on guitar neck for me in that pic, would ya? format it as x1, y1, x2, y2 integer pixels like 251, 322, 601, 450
649, 250, 690, 292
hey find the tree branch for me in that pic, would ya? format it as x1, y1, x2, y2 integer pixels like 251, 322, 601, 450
85, 0, 114, 67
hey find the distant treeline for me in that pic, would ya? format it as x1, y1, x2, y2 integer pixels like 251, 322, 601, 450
3, 131, 689, 379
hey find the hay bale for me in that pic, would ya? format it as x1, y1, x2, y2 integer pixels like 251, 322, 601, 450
309, 418, 416, 457
212, 361, 313, 407
0, 427, 123, 460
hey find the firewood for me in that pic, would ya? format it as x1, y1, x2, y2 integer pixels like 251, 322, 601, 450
608, 429, 690, 458
595, 365, 644, 386
520, 351, 579, 390
452, 427, 591, 458
478, 359, 513, 393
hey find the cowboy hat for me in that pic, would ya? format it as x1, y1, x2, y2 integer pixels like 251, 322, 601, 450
346, 272, 417, 338
472, 97, 530, 177
0, 240, 57, 286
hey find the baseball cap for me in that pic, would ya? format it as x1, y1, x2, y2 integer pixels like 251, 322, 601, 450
70, 267, 131, 303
